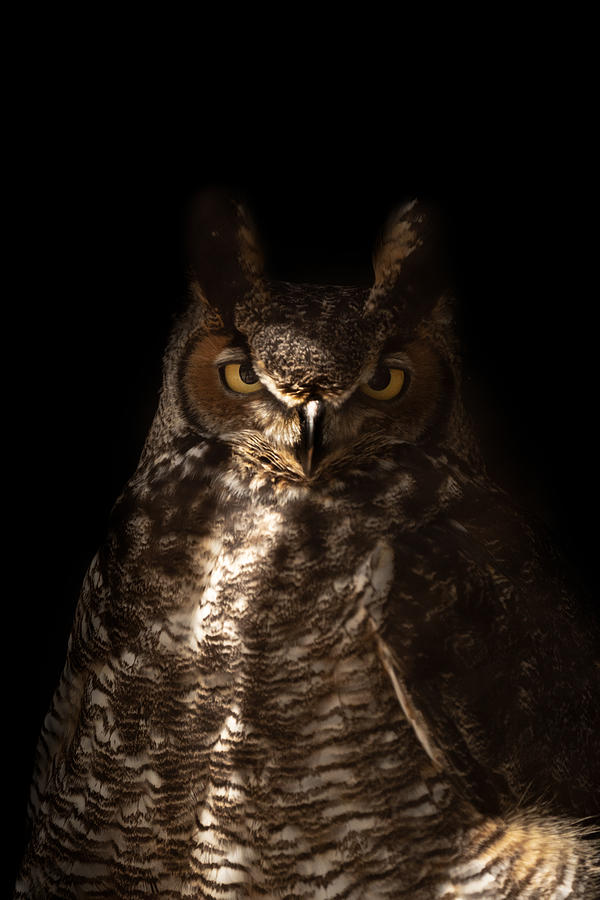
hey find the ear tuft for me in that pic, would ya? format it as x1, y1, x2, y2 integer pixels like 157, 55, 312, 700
186, 189, 263, 326
367, 199, 451, 334
372, 198, 423, 286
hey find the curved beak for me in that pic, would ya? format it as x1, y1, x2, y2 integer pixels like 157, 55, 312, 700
297, 400, 325, 476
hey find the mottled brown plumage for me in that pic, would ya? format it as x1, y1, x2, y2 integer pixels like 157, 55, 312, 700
16, 193, 599, 898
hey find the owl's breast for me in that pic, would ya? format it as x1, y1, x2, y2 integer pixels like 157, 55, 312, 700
26, 483, 463, 897
131, 496, 460, 896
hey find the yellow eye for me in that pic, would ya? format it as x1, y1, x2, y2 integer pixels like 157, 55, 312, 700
222, 362, 263, 394
359, 366, 406, 400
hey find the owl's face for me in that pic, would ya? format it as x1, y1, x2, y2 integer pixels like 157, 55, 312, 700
181, 281, 450, 481
165, 192, 461, 486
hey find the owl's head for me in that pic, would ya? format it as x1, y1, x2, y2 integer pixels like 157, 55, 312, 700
150, 192, 475, 487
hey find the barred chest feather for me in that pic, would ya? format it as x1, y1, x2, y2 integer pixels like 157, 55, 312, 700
19, 448, 596, 899
111, 467, 462, 896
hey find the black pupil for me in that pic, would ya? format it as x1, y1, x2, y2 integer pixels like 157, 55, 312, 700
239, 362, 259, 384
368, 366, 391, 391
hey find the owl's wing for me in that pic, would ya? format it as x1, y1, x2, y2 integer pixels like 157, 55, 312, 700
380, 479, 600, 819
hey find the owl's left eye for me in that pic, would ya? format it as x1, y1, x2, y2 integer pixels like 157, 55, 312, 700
359, 366, 407, 400
221, 362, 263, 394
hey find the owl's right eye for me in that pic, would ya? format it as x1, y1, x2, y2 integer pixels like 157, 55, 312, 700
220, 362, 263, 394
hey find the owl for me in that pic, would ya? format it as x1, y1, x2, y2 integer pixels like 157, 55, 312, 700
15, 192, 599, 899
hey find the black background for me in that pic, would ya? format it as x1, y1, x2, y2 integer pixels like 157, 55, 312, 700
8, 72, 598, 887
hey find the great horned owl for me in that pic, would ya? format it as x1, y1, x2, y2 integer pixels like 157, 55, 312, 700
15, 192, 599, 898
